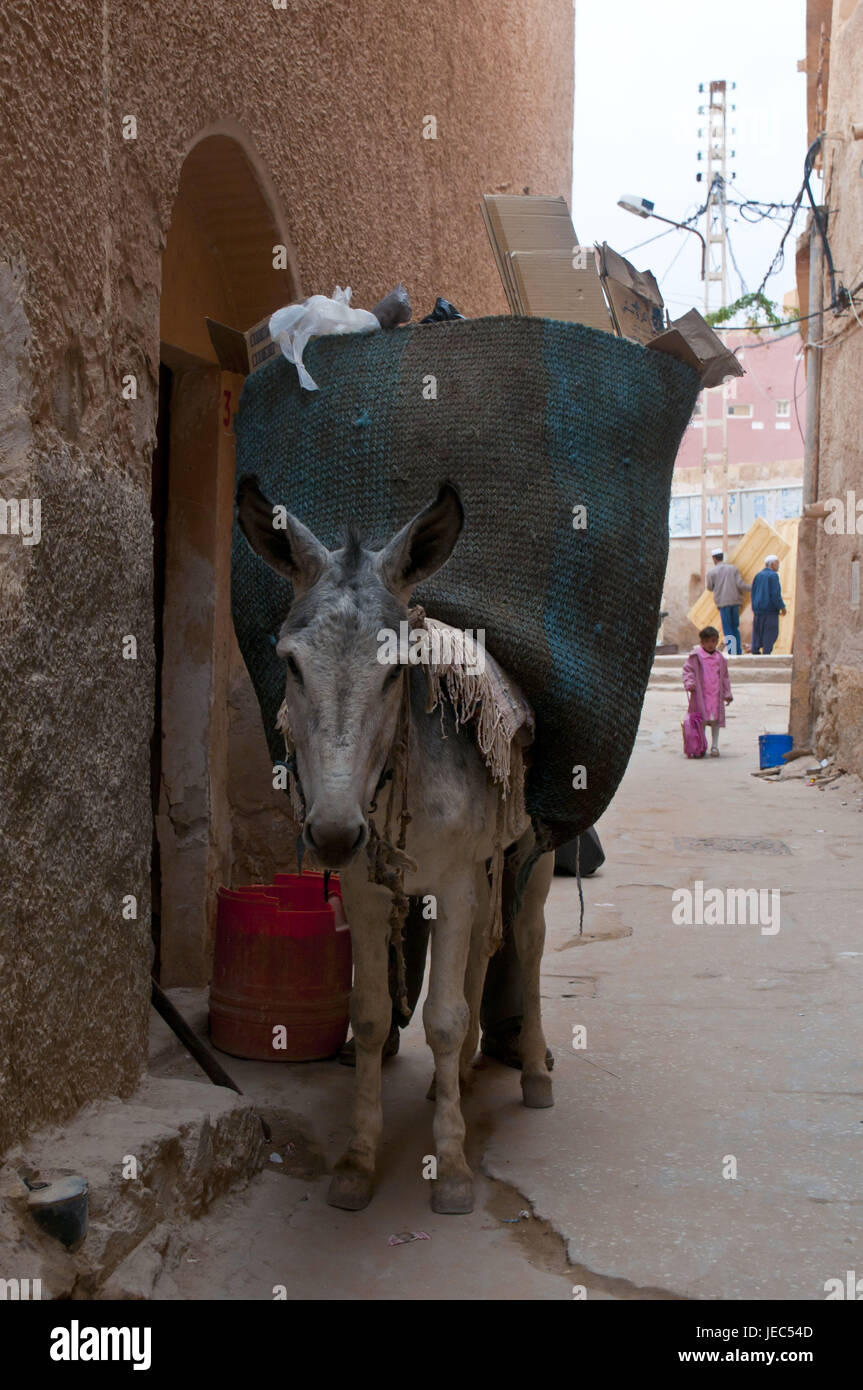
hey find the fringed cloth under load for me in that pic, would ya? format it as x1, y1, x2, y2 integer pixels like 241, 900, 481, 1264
276, 608, 535, 968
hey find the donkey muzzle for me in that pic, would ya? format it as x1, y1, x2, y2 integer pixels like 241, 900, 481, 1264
304, 813, 368, 869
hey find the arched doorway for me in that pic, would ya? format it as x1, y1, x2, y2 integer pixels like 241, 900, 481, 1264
153, 128, 299, 986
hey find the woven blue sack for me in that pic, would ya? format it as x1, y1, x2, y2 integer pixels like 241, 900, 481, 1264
232, 316, 700, 845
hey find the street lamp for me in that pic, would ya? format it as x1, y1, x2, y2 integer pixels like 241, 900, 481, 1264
617, 194, 706, 279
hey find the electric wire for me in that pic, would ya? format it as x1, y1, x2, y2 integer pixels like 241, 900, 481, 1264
623, 149, 847, 339
624, 175, 721, 257
802, 136, 839, 308
621, 225, 679, 256
725, 226, 748, 297
848, 294, 863, 332
658, 234, 691, 286
792, 352, 804, 445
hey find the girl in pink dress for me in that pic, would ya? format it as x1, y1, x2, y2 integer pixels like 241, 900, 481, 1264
682, 625, 733, 757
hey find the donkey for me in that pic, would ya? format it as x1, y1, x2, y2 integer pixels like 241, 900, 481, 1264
236, 476, 554, 1215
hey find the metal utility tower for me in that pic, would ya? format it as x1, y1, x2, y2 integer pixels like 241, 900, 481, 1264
698, 80, 731, 591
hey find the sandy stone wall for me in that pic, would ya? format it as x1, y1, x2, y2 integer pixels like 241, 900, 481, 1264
807, 0, 863, 770
0, 2, 573, 1149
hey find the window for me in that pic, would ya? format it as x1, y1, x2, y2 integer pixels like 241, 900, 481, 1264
668, 485, 802, 538
727, 403, 753, 418
775, 399, 790, 417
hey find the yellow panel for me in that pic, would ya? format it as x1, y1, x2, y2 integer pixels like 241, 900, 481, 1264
687, 516, 791, 632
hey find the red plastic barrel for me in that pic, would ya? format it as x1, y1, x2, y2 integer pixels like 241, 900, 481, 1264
210, 872, 352, 1061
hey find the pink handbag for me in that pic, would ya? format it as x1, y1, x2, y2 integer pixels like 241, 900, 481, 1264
682, 701, 707, 758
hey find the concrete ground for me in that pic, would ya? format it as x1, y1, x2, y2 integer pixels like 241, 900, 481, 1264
151, 681, 863, 1300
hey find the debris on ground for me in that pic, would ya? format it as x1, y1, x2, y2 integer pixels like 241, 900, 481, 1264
782, 747, 812, 763
778, 759, 811, 780
754, 756, 852, 793
807, 766, 844, 788
387, 1230, 431, 1247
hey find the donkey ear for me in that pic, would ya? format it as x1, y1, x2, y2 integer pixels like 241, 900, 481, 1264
236, 475, 329, 592
377, 482, 464, 601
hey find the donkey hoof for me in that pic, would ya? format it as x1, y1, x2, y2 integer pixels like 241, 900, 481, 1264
327, 1166, 374, 1211
431, 1175, 474, 1215
521, 1072, 554, 1109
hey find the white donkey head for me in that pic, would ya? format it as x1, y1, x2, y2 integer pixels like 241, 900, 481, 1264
236, 476, 464, 869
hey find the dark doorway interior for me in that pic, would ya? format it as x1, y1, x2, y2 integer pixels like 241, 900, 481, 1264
150, 362, 173, 981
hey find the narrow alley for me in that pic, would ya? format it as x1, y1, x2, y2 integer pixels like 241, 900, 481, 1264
148, 675, 863, 1301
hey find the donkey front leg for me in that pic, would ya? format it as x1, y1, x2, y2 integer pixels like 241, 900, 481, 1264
327, 881, 392, 1211
512, 848, 555, 1109
458, 862, 493, 1093
425, 876, 474, 1214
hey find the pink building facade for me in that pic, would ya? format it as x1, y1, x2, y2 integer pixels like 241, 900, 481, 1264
670, 326, 805, 539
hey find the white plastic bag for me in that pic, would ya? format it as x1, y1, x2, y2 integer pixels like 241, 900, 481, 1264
269, 286, 380, 391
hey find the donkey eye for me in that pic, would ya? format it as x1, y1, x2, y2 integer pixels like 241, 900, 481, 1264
383, 665, 402, 688
286, 653, 304, 687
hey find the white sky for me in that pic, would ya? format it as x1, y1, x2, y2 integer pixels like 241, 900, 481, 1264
573, 0, 810, 322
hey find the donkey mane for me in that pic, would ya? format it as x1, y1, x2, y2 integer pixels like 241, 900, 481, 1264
282, 531, 403, 638
340, 523, 366, 576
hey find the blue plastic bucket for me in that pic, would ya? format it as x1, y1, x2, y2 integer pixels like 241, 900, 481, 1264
759, 733, 794, 769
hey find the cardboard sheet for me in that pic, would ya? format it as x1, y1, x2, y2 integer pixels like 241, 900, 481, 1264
598, 242, 664, 344
509, 250, 613, 331
207, 314, 277, 376
648, 308, 744, 387
482, 194, 579, 313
